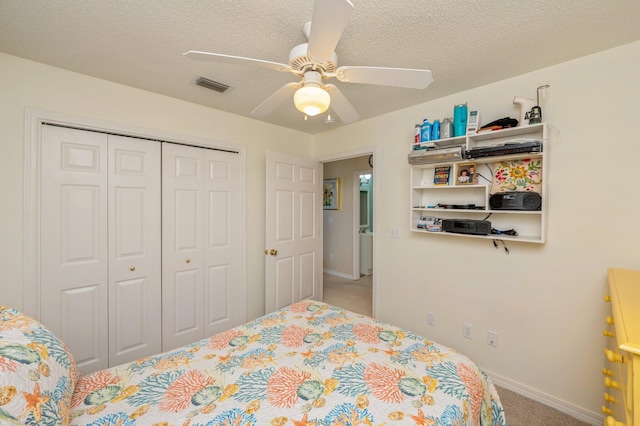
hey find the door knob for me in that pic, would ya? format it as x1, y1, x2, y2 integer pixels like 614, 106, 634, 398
185, 258, 191, 263
130, 266, 135, 271
269, 249, 277, 256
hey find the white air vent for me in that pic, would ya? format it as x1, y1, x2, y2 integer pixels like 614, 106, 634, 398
195, 76, 230, 93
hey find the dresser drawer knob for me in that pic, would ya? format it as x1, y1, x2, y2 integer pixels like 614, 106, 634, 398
603, 330, 615, 337
604, 377, 621, 389
605, 349, 624, 363
602, 368, 614, 376
605, 415, 625, 426
604, 295, 611, 302
606, 315, 615, 325
604, 392, 616, 403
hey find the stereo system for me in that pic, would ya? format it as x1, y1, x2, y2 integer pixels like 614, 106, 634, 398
489, 192, 541, 211
442, 219, 491, 236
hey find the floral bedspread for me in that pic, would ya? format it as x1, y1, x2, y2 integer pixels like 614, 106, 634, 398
69, 301, 506, 425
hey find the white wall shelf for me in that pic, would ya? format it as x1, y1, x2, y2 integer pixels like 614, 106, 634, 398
410, 123, 548, 243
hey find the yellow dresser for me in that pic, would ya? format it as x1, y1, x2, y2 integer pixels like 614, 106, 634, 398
603, 268, 640, 425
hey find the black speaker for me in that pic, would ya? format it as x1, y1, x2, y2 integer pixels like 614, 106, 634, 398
489, 192, 541, 211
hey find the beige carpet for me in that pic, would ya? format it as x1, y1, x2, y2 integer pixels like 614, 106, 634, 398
322, 273, 591, 426
323, 272, 372, 317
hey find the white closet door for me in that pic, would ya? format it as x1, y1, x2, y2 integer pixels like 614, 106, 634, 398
108, 135, 161, 366
41, 125, 109, 373
162, 144, 244, 350
203, 149, 242, 337
162, 143, 205, 349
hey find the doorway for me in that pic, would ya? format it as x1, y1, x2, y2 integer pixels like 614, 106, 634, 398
320, 152, 375, 316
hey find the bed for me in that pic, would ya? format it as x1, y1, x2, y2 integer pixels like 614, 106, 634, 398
0, 301, 506, 425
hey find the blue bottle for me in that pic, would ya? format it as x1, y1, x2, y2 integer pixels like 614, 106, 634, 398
453, 104, 468, 136
420, 119, 432, 142
431, 119, 440, 140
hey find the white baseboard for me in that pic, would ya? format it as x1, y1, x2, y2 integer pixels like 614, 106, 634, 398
484, 369, 602, 426
323, 269, 356, 280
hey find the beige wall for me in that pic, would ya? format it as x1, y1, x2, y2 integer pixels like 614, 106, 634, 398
0, 52, 313, 321
313, 40, 640, 421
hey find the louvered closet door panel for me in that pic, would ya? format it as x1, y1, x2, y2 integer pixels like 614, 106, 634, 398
203, 150, 242, 336
162, 143, 206, 350
108, 135, 161, 366
40, 125, 109, 373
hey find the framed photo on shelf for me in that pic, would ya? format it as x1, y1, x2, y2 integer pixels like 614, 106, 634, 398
433, 166, 451, 186
456, 162, 477, 185
323, 178, 340, 210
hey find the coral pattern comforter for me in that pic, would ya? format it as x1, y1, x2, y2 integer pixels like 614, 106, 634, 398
69, 301, 506, 425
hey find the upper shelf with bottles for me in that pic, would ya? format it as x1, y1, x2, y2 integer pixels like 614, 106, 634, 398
411, 123, 547, 153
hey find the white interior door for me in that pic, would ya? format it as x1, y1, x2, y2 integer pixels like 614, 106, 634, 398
162, 143, 205, 349
162, 143, 244, 350
202, 149, 243, 337
108, 135, 161, 366
265, 151, 322, 313
41, 125, 109, 373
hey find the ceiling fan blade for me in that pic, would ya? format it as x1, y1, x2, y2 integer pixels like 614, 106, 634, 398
325, 84, 360, 124
184, 50, 292, 73
335, 66, 434, 89
307, 0, 354, 63
251, 82, 301, 118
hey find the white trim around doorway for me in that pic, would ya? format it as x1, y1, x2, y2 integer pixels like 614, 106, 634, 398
316, 146, 379, 318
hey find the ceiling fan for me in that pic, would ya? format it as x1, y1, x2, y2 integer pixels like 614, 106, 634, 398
184, 0, 433, 124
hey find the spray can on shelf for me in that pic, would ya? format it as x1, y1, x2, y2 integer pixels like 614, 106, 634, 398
420, 119, 432, 142
441, 117, 454, 138
414, 124, 421, 144
431, 119, 440, 140
453, 103, 468, 136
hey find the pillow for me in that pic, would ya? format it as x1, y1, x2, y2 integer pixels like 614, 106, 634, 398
490, 158, 542, 193
0, 306, 80, 425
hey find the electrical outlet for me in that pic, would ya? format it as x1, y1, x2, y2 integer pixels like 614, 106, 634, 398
427, 312, 436, 326
390, 227, 400, 238
463, 323, 473, 339
487, 330, 499, 347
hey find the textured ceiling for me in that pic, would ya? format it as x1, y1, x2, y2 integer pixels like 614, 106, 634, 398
2, 0, 640, 134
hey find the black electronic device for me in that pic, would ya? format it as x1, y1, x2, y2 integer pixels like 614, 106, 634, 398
442, 219, 491, 235
436, 203, 484, 210
465, 140, 542, 159
489, 192, 541, 211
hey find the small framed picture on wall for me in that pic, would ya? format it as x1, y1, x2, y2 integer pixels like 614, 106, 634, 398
456, 162, 476, 185
323, 178, 340, 210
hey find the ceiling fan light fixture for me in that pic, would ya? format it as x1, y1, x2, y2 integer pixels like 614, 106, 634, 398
294, 84, 330, 116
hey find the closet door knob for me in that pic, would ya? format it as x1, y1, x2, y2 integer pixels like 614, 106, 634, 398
130, 266, 135, 271
269, 249, 278, 256
186, 258, 191, 263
